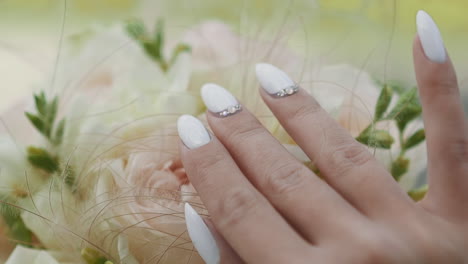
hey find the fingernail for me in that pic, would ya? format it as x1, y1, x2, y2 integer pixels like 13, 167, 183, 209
177, 115, 211, 149
201, 83, 242, 117
255, 63, 299, 97
185, 203, 220, 264
416, 10, 447, 63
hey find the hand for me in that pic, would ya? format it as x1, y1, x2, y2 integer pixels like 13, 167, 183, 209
178, 10, 468, 264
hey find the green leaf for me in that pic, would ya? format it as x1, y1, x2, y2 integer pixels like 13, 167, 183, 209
27, 146, 58, 173
408, 185, 428, 201
33, 92, 47, 116
53, 119, 66, 146
45, 96, 58, 136
385, 81, 407, 95
125, 19, 147, 40
356, 129, 394, 149
126, 18, 192, 73
374, 84, 393, 121
385, 87, 422, 131
62, 163, 76, 191
9, 218, 33, 246
153, 19, 165, 58
385, 87, 417, 119
143, 41, 162, 60
27, 93, 60, 140
0, 198, 20, 222
25, 112, 45, 134
396, 105, 421, 131
391, 156, 410, 181
403, 129, 426, 150
0, 198, 19, 218
1, 201, 33, 247
81, 248, 110, 264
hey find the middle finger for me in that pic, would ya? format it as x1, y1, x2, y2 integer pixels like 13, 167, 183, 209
255, 63, 414, 219
201, 83, 364, 242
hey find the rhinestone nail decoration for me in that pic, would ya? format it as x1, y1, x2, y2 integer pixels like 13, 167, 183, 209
275, 84, 299, 97
217, 104, 242, 117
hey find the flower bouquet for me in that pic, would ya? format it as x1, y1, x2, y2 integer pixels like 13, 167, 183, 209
0, 17, 428, 264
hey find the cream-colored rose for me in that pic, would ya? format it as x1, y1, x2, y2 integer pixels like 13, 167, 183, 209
90, 119, 203, 264
53, 24, 202, 123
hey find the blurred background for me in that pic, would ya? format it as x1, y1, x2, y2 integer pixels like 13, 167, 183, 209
1, 0, 467, 111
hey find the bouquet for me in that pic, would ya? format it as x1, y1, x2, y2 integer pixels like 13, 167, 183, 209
0, 17, 428, 264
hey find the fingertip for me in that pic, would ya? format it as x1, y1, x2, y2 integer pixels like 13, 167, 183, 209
185, 203, 221, 264
177, 115, 211, 150
415, 10, 447, 64
255, 63, 297, 96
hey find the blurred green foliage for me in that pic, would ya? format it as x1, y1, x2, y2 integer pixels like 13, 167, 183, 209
0, 0, 467, 102
1, 0, 467, 31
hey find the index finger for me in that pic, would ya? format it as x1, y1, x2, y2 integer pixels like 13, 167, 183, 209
177, 115, 313, 263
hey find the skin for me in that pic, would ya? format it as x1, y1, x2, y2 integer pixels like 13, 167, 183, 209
179, 36, 468, 263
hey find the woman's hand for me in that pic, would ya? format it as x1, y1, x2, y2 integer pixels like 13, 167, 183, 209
178, 10, 468, 264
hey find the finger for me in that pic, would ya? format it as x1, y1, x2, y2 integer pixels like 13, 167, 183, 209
414, 11, 468, 212
255, 63, 414, 219
204, 219, 244, 264
177, 115, 312, 263
185, 203, 244, 264
200, 83, 365, 242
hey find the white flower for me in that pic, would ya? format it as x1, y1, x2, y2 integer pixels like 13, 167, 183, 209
5, 246, 60, 264
54, 24, 202, 124
90, 120, 202, 263
0, 137, 44, 200
0, 19, 427, 264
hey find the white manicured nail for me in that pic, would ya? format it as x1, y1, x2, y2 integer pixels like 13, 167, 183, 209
201, 83, 241, 117
255, 63, 299, 97
177, 115, 211, 149
185, 203, 220, 264
416, 10, 447, 63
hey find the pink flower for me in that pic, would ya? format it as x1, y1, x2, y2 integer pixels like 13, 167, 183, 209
93, 120, 204, 264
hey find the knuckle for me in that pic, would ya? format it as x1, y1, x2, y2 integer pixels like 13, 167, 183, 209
190, 149, 226, 181
427, 76, 459, 98
324, 229, 392, 264
447, 137, 468, 165
352, 230, 393, 263
216, 188, 258, 228
223, 118, 266, 143
264, 162, 308, 196
327, 141, 373, 176
289, 99, 322, 123
359, 240, 389, 263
